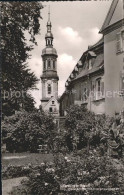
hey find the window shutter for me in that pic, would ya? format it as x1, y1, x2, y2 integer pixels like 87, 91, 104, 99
101, 81, 104, 96
116, 33, 121, 53
121, 70, 124, 96
91, 81, 95, 100
121, 31, 124, 52
84, 87, 88, 101
82, 87, 84, 101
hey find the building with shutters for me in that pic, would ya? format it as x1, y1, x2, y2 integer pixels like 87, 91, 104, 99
59, 0, 124, 117
99, 0, 124, 116
60, 37, 105, 116
41, 10, 59, 116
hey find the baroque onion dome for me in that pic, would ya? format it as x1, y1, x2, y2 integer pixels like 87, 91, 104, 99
41, 7, 59, 80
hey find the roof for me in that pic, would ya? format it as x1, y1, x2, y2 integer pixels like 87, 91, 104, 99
41, 97, 50, 101
73, 52, 104, 81
100, 0, 119, 32
65, 36, 104, 84
42, 47, 57, 56
42, 96, 59, 108
45, 32, 53, 38
73, 62, 104, 81
88, 37, 104, 50
41, 71, 59, 80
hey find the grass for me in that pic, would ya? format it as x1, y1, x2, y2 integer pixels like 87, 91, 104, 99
2, 153, 54, 194
2, 152, 54, 167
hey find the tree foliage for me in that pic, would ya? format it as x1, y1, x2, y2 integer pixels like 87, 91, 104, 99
2, 110, 56, 152
64, 105, 114, 151
1, 2, 43, 116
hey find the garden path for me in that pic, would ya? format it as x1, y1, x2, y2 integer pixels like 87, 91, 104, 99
2, 177, 27, 195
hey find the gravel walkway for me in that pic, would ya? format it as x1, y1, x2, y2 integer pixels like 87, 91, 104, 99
2, 177, 26, 195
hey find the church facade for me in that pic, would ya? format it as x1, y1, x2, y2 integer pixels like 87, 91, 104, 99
41, 12, 59, 116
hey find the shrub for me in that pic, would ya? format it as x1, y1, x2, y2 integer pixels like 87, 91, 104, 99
53, 153, 124, 194
10, 164, 60, 195
2, 110, 56, 152
64, 105, 116, 151
2, 165, 30, 179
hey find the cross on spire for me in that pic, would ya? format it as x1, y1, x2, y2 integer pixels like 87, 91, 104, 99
48, 5, 50, 22
47, 5, 52, 32
46, 5, 53, 47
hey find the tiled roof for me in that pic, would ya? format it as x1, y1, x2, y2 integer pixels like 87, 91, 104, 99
88, 37, 104, 50
41, 98, 50, 101
73, 60, 104, 81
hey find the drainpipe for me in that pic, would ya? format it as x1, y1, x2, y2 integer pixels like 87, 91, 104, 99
87, 74, 91, 112
122, 67, 124, 115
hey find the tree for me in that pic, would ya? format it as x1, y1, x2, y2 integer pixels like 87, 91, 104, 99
1, 2, 43, 116
64, 105, 114, 151
2, 110, 56, 152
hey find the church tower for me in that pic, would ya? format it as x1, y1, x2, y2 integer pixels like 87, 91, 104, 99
41, 8, 59, 115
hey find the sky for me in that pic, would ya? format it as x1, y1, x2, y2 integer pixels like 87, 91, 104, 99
27, 0, 112, 108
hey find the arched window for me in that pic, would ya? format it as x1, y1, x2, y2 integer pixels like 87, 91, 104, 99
48, 60, 51, 69
48, 84, 51, 94
53, 61, 55, 69
43, 61, 46, 70
48, 39, 50, 45
46, 39, 49, 46
49, 107, 52, 113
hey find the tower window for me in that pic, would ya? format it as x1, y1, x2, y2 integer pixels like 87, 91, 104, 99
53, 61, 55, 69
48, 60, 51, 69
48, 84, 51, 94
43, 61, 46, 70
49, 107, 52, 113
48, 39, 50, 45
46, 38, 52, 46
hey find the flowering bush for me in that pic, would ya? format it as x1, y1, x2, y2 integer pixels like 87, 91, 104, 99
53, 153, 124, 194
10, 163, 60, 195
7, 153, 124, 195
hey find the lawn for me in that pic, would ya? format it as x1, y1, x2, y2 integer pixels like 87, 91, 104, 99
2, 153, 54, 167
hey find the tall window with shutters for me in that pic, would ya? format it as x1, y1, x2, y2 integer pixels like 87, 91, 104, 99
116, 30, 124, 53
95, 77, 104, 100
